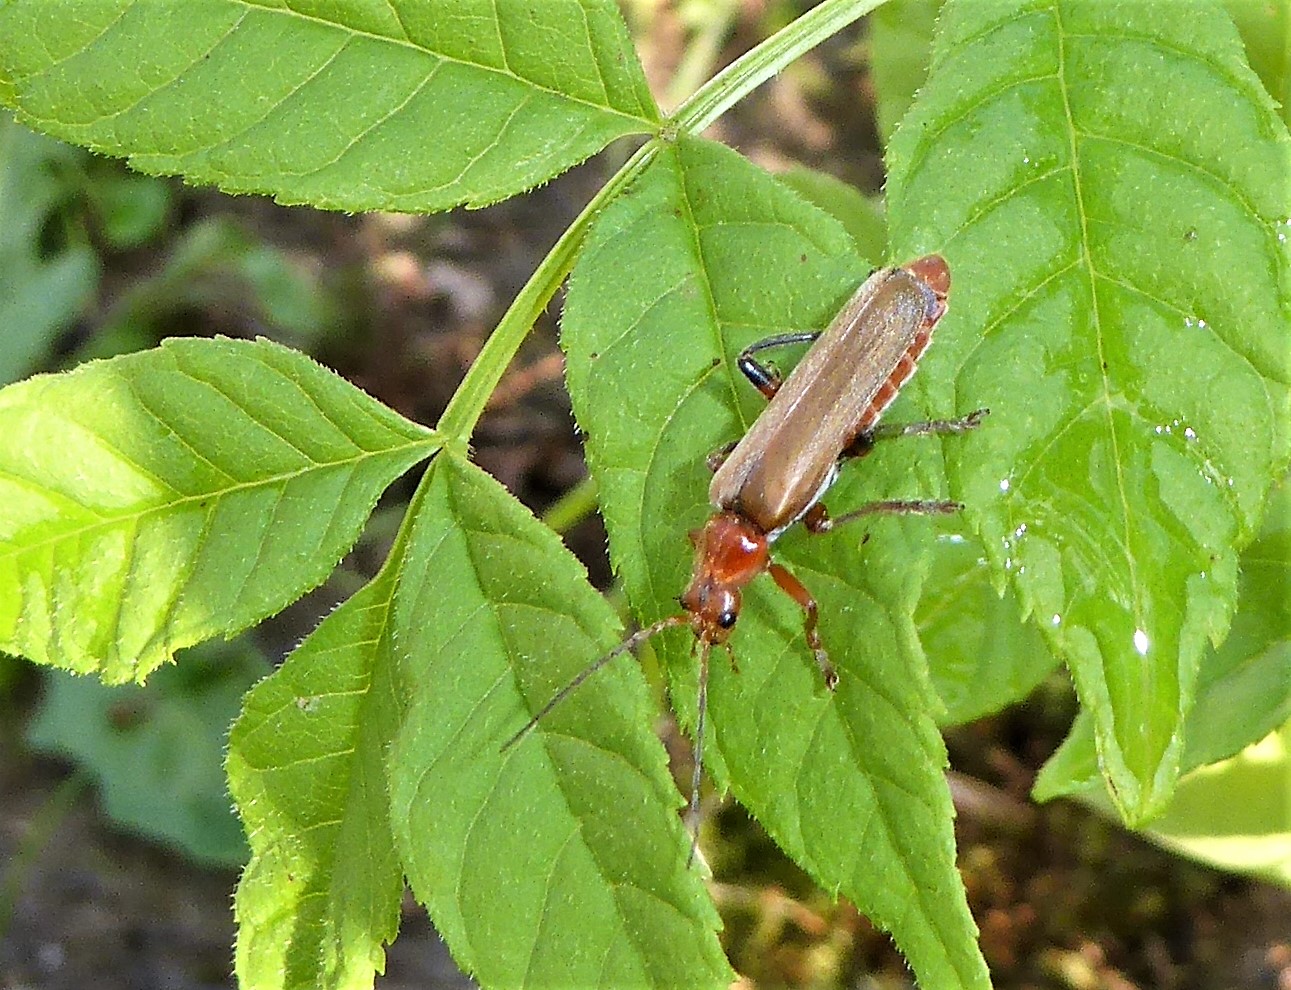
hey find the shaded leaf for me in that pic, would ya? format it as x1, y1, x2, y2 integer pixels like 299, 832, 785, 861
76, 217, 339, 364
0, 0, 658, 213
0, 113, 98, 384
86, 165, 174, 250
887, 0, 1291, 822
29, 638, 267, 865
778, 166, 887, 263
1183, 475, 1291, 769
869, 0, 943, 144
389, 455, 729, 990
563, 135, 989, 990
0, 336, 437, 681
918, 527, 1061, 725
1225, 0, 1291, 125
1031, 709, 1101, 802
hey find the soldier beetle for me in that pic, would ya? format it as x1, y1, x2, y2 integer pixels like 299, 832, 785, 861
507, 254, 986, 858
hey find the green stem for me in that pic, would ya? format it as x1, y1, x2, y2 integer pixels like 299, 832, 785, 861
435, 0, 887, 445
669, 0, 887, 135
541, 475, 600, 534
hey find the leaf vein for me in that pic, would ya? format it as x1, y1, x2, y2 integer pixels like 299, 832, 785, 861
1054, 3, 1142, 626
0, 440, 431, 563
900, 70, 1059, 187
1075, 130, 1266, 230
233, 0, 654, 127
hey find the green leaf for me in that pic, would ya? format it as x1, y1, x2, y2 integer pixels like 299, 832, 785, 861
1031, 709, 1100, 802
1036, 474, 1291, 801
1139, 723, 1291, 888
778, 165, 888, 264
887, 0, 1291, 823
1183, 474, 1291, 768
918, 526, 1061, 725
76, 217, 339, 364
228, 565, 407, 990
1225, 0, 1291, 125
563, 135, 988, 990
0, 113, 98, 384
388, 455, 729, 990
84, 165, 174, 250
28, 638, 267, 866
0, 336, 437, 682
1044, 723, 1291, 887
0, 0, 659, 213
868, 0, 943, 144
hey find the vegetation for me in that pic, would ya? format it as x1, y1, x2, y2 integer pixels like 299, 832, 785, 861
0, 1, 1287, 987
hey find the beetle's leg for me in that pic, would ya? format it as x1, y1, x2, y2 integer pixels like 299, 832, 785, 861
706, 439, 738, 473
767, 562, 838, 689
737, 332, 821, 399
802, 498, 962, 535
873, 407, 989, 442
843, 408, 988, 459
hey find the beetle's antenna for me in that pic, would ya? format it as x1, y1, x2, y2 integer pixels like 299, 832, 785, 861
502, 615, 688, 752
686, 638, 713, 867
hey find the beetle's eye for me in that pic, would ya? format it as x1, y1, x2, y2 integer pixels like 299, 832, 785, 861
717, 610, 737, 629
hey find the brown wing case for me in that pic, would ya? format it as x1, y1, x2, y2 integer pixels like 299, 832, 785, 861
709, 260, 947, 534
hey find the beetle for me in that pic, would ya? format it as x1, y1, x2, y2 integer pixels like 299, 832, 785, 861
506, 254, 985, 854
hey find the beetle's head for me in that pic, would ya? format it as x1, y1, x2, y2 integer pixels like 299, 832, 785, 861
679, 512, 769, 644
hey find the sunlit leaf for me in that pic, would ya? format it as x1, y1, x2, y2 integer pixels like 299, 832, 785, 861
1142, 725, 1291, 888
887, 0, 1291, 822
1036, 475, 1291, 800
0, 336, 437, 681
0, 0, 659, 212
229, 565, 407, 990
388, 455, 730, 990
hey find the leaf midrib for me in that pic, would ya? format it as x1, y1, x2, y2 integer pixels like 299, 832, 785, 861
0, 436, 434, 561
1052, 4, 1142, 633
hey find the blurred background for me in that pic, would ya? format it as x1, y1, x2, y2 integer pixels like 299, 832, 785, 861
1, 1, 1287, 988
